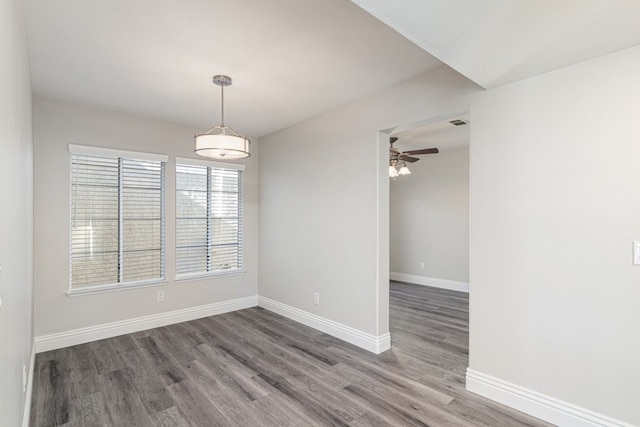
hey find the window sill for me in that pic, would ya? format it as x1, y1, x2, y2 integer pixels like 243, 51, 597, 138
175, 269, 246, 283
66, 279, 168, 297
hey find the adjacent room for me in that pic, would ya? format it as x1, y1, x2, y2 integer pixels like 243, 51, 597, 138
2, 0, 640, 426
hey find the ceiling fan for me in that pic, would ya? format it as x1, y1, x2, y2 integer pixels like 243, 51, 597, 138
389, 137, 439, 177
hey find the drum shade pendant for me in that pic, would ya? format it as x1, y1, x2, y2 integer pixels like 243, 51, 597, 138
194, 75, 250, 159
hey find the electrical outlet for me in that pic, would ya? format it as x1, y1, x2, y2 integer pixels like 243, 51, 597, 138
634, 241, 640, 265
420, 261, 425, 270
156, 290, 165, 302
313, 292, 320, 305
22, 365, 27, 392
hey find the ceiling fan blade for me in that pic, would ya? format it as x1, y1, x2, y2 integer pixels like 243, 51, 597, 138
400, 155, 420, 163
402, 148, 439, 155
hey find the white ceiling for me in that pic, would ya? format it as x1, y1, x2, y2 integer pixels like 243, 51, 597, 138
24, 0, 441, 138
25, 1, 640, 140
352, 0, 640, 89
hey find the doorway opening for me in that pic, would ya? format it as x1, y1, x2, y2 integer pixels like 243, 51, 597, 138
388, 114, 470, 292
378, 110, 471, 386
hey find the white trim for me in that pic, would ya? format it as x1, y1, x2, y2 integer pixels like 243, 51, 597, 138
390, 272, 469, 293
67, 280, 168, 297
466, 368, 634, 427
176, 156, 246, 171
258, 296, 391, 354
175, 269, 245, 283
22, 343, 36, 427
35, 295, 258, 353
68, 144, 168, 162
376, 131, 391, 338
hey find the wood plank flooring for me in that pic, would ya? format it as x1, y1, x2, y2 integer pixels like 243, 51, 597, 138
30, 282, 552, 426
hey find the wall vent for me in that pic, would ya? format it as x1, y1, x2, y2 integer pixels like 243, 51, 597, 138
449, 119, 469, 126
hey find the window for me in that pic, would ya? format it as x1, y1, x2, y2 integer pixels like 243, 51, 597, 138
69, 145, 167, 292
175, 157, 244, 278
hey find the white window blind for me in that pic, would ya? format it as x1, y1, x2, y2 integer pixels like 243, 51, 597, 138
70, 147, 166, 291
176, 159, 244, 277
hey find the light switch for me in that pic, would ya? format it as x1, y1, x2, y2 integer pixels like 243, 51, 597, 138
634, 241, 640, 265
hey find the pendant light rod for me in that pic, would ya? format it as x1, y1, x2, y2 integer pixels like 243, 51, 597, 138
213, 75, 232, 126
221, 80, 224, 126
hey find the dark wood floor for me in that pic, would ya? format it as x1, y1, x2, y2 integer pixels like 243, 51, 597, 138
30, 282, 552, 426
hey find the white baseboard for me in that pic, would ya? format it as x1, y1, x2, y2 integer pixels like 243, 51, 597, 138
22, 343, 36, 427
466, 368, 634, 427
34, 295, 258, 353
258, 296, 391, 354
390, 272, 469, 293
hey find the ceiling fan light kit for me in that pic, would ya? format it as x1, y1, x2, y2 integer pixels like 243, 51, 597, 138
389, 136, 438, 178
398, 163, 411, 175
194, 75, 251, 160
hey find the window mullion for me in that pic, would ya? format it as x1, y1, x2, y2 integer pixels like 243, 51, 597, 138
118, 157, 124, 283
160, 162, 166, 279
206, 167, 212, 272
238, 171, 243, 270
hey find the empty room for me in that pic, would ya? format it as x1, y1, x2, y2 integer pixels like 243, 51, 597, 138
2, 0, 640, 426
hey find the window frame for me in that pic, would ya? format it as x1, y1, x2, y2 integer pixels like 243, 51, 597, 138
67, 144, 168, 296
174, 156, 245, 281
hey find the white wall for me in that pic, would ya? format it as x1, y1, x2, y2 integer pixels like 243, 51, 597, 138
33, 97, 259, 337
469, 45, 640, 425
259, 66, 481, 338
390, 146, 469, 283
0, 0, 34, 425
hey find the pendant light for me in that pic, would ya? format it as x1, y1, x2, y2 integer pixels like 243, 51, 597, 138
194, 75, 250, 159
